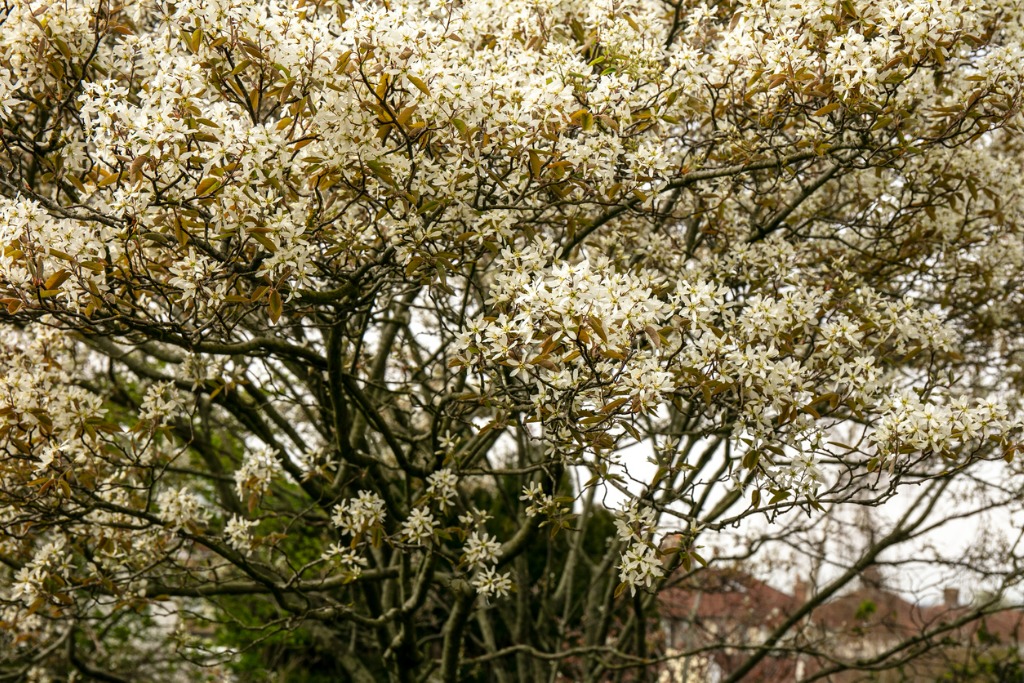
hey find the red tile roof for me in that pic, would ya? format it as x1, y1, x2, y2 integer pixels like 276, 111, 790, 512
658, 568, 1024, 682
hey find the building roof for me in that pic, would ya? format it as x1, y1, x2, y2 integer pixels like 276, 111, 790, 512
658, 567, 1024, 682
660, 567, 799, 629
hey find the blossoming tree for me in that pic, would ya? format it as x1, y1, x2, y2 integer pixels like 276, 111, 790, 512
2, 0, 1024, 679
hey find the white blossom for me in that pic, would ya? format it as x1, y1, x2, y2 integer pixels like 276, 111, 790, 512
332, 491, 387, 537
224, 515, 258, 556
471, 567, 513, 600
426, 469, 459, 510
157, 487, 208, 531
400, 507, 436, 546
234, 445, 282, 501
462, 531, 501, 570
618, 542, 665, 596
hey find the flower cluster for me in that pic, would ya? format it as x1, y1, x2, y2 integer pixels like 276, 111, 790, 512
471, 567, 513, 601
456, 241, 677, 460
618, 543, 666, 597
615, 502, 664, 595
223, 515, 259, 556
426, 468, 459, 509
320, 543, 369, 577
461, 530, 513, 600
871, 393, 1019, 459
519, 482, 561, 519
10, 539, 72, 607
331, 491, 388, 538
323, 490, 390, 579
462, 531, 501, 571
399, 507, 437, 546
234, 445, 282, 501
157, 487, 209, 531
139, 382, 188, 425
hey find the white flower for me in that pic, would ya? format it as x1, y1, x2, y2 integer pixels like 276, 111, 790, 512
168, 248, 218, 304
614, 501, 658, 543
224, 515, 258, 556
520, 482, 544, 502
332, 490, 387, 536
234, 445, 281, 500
457, 508, 492, 530
33, 444, 61, 475
139, 381, 186, 423
462, 531, 501, 570
471, 566, 513, 600
11, 566, 41, 605
618, 542, 664, 596
400, 507, 436, 545
426, 468, 458, 509
157, 486, 208, 530
321, 543, 368, 578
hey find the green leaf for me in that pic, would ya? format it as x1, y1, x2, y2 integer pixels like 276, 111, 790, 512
268, 290, 283, 323
44, 269, 71, 290
741, 449, 761, 469
196, 177, 220, 197
812, 102, 840, 117
408, 75, 431, 97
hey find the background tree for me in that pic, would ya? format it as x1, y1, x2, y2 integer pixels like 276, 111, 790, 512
2, 0, 1024, 680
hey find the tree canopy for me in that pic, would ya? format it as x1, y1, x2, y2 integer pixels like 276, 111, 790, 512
2, 0, 1024, 679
